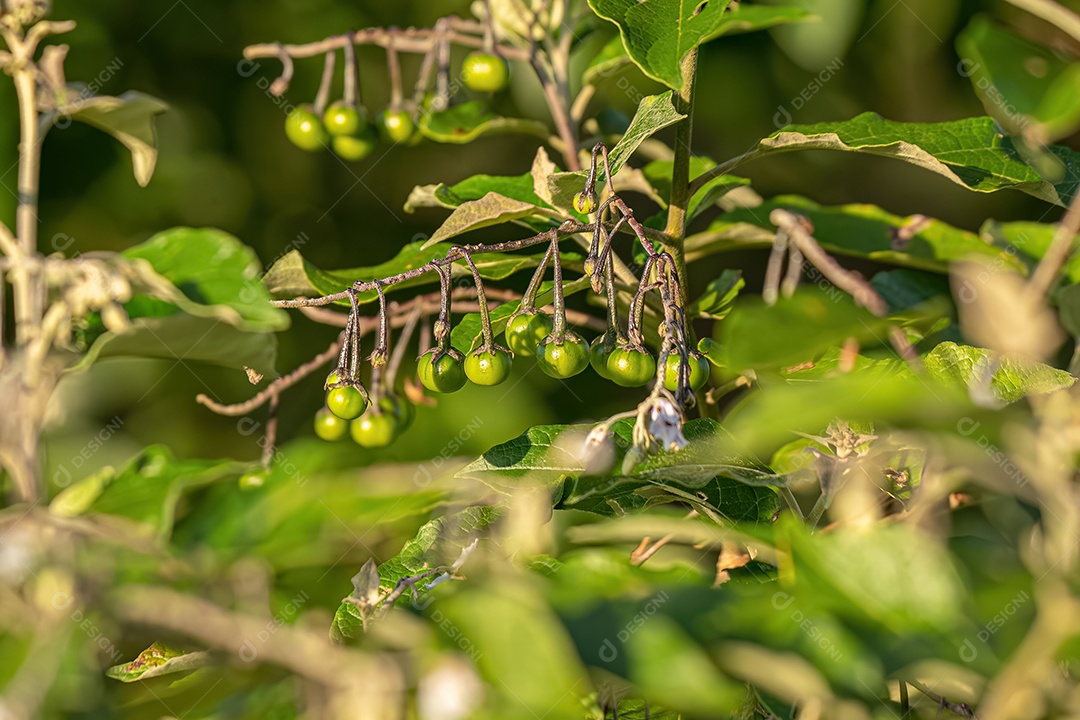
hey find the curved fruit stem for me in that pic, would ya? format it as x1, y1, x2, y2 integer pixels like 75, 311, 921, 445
549, 232, 568, 337
314, 50, 335, 115
460, 250, 494, 348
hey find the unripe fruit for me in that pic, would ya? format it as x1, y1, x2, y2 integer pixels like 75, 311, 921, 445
465, 348, 512, 386
536, 332, 590, 379
662, 352, 711, 392
607, 347, 656, 387
417, 348, 467, 393
323, 102, 363, 136
461, 52, 509, 93
285, 105, 328, 151
504, 312, 553, 357
314, 408, 350, 441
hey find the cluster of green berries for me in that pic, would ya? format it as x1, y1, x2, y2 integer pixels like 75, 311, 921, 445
285, 51, 509, 159
314, 372, 414, 447
414, 310, 711, 394
286, 101, 417, 160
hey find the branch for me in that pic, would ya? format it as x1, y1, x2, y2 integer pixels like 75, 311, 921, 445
1026, 183, 1080, 300
999, 0, 1080, 44
243, 22, 532, 65
270, 221, 593, 308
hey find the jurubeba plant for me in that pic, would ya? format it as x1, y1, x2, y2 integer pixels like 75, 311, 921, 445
7, 0, 1080, 718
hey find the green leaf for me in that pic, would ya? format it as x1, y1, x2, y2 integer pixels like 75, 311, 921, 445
418, 101, 548, 144
263, 244, 557, 307
958, 15, 1080, 142
686, 195, 1026, 273
626, 617, 745, 713
871, 269, 953, 313
74, 228, 289, 375
64, 90, 168, 187
459, 418, 784, 505
923, 341, 1075, 403
405, 172, 548, 213
587, 1, 810, 91
424, 192, 562, 247
759, 113, 1080, 206
107, 643, 211, 683
717, 286, 896, 372
52, 445, 248, 543
643, 158, 749, 221
544, 92, 687, 208
689, 269, 744, 319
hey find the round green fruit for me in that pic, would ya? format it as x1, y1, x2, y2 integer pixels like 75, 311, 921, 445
607, 346, 656, 387
285, 104, 328, 151
326, 385, 367, 420
590, 336, 615, 379
314, 407, 350, 441
464, 348, 512, 386
378, 109, 416, 143
504, 312, 553, 357
536, 332, 590, 379
461, 52, 509, 93
350, 410, 398, 449
323, 101, 363, 136
418, 348, 467, 393
663, 352, 711, 392
381, 396, 414, 433
332, 128, 377, 161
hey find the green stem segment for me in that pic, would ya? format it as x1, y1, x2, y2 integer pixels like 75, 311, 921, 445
662, 47, 698, 304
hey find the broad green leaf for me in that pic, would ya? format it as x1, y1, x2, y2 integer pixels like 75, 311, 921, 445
643, 157, 749, 222
263, 244, 556, 307
424, 192, 562, 247
107, 643, 211, 682
784, 520, 965, 633
587, 0, 733, 90
588, 1, 809, 90
544, 92, 687, 207
458, 418, 783, 503
870, 269, 953, 313
686, 195, 1025, 273
74, 228, 289, 375
632, 419, 785, 488
717, 286, 897, 372
450, 276, 590, 353
405, 172, 547, 213
419, 101, 548, 144
440, 582, 590, 718
64, 90, 168, 187
627, 617, 745, 713
53, 445, 248, 543
123, 228, 289, 332
958, 15, 1080, 142
923, 341, 1075, 403
759, 113, 1080, 206
689, 269, 744, 319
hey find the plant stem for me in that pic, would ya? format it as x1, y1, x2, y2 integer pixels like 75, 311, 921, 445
662, 47, 698, 303
12, 53, 43, 346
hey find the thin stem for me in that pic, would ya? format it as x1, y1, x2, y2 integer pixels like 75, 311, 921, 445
461, 251, 494, 347
261, 393, 279, 468
1000, 0, 1080, 44
244, 26, 531, 63
434, 264, 453, 350
386, 35, 403, 109
604, 254, 624, 345
370, 283, 389, 367
435, 18, 451, 108
549, 233, 567, 336
342, 37, 358, 107
520, 243, 553, 313
314, 50, 336, 115
387, 305, 421, 384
